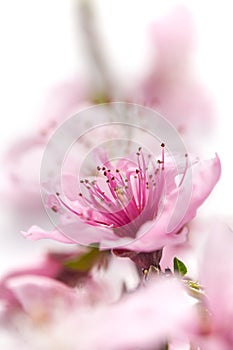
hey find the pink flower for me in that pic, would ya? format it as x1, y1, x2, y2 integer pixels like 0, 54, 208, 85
23, 148, 221, 257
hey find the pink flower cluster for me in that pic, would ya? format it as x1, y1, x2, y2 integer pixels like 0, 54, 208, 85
0, 4, 230, 350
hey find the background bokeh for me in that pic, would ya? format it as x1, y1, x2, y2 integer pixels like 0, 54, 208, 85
0, 0, 232, 275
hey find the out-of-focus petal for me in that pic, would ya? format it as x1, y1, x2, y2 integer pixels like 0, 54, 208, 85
5, 275, 77, 321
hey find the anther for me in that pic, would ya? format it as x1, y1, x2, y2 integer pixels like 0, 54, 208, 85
142, 268, 148, 275
51, 205, 58, 212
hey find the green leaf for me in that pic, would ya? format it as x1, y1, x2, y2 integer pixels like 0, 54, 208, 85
173, 257, 187, 276
64, 247, 100, 271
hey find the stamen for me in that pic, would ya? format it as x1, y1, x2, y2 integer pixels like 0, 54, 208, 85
161, 143, 165, 170
178, 153, 189, 187
55, 147, 167, 236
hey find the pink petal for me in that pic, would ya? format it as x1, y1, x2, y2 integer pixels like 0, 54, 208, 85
22, 222, 119, 248
5, 275, 77, 319
120, 155, 221, 252
199, 222, 233, 329
61, 174, 79, 201
21, 225, 76, 244
94, 278, 193, 349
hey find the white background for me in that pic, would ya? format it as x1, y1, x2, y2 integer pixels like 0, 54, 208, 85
0, 0, 232, 274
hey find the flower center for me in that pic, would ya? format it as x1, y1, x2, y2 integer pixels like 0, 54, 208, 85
57, 146, 167, 238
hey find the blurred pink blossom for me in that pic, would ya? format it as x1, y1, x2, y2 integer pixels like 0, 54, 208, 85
0, 249, 93, 311
1, 79, 90, 209
191, 223, 233, 349
0, 275, 192, 350
136, 5, 215, 139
